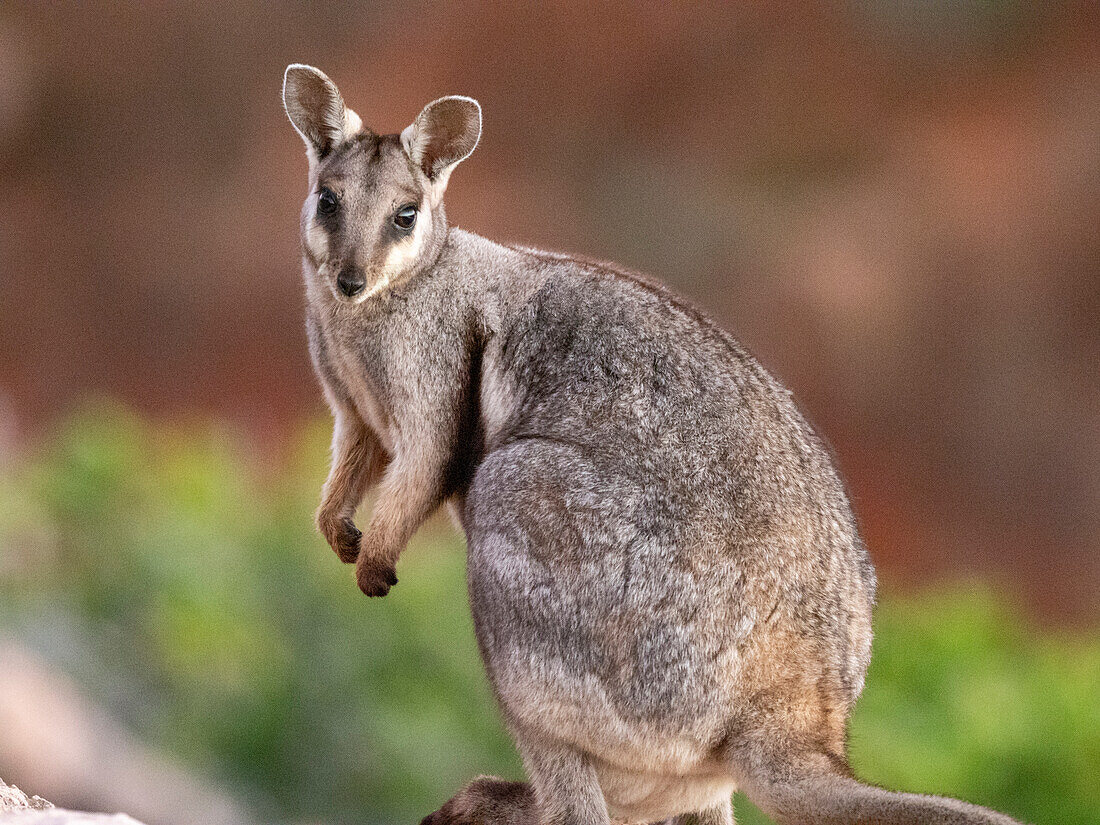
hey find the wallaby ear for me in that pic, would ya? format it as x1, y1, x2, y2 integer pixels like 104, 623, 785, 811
401, 96, 481, 192
283, 64, 363, 160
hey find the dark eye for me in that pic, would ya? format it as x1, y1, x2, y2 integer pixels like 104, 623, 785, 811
316, 187, 339, 216
393, 204, 417, 230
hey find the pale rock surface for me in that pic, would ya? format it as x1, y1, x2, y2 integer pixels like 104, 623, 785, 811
0, 639, 254, 825
0, 778, 146, 824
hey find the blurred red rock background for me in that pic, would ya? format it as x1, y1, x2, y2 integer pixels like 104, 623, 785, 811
1, 2, 1097, 621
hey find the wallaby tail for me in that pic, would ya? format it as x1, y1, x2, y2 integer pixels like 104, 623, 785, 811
740, 758, 1026, 825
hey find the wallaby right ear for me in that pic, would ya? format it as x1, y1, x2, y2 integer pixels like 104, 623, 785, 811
282, 64, 363, 161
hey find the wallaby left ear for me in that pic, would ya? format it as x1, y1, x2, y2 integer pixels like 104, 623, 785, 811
401, 96, 481, 194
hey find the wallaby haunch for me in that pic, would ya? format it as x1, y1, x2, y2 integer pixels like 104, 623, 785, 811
283, 64, 1026, 825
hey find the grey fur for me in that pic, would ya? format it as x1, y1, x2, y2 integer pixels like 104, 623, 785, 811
283, 66, 1027, 825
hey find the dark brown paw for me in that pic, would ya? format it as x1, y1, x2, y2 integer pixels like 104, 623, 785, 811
356, 556, 398, 597
332, 517, 362, 564
318, 512, 361, 564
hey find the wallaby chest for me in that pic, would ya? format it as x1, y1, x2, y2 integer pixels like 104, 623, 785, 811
310, 277, 482, 465
310, 302, 398, 451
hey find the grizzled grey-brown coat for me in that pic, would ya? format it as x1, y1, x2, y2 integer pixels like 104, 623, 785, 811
282, 64, 1026, 825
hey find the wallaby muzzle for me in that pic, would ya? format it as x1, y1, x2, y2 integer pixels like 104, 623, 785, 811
336, 266, 366, 298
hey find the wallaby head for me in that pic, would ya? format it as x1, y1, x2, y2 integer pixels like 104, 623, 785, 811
282, 64, 481, 303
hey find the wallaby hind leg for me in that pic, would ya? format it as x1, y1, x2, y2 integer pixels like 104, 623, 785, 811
421, 739, 609, 825
420, 780, 730, 825
420, 777, 537, 825
669, 800, 734, 825
519, 737, 611, 825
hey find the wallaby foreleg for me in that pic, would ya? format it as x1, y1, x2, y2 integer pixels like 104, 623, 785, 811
355, 444, 451, 596
316, 407, 387, 563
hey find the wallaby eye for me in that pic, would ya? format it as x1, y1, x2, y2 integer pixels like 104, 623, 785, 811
317, 187, 339, 216
393, 204, 418, 230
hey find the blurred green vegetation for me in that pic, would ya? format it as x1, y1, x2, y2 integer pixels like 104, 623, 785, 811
0, 405, 1096, 825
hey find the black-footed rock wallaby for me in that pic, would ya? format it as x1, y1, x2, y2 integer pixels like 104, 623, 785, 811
282, 64, 1026, 825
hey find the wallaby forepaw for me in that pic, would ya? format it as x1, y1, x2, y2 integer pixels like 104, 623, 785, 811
333, 518, 362, 564
356, 557, 398, 597
318, 513, 362, 564
334, 519, 365, 567
336, 519, 363, 567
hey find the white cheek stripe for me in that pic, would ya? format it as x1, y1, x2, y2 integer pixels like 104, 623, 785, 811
355, 272, 392, 303
306, 219, 328, 262
353, 206, 430, 303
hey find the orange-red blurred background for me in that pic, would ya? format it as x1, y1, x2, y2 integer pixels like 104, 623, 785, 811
1, 2, 1097, 621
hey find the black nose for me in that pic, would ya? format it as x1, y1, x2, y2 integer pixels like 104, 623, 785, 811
336, 268, 366, 298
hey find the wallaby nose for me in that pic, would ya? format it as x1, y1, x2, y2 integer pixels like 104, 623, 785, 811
336, 268, 366, 298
